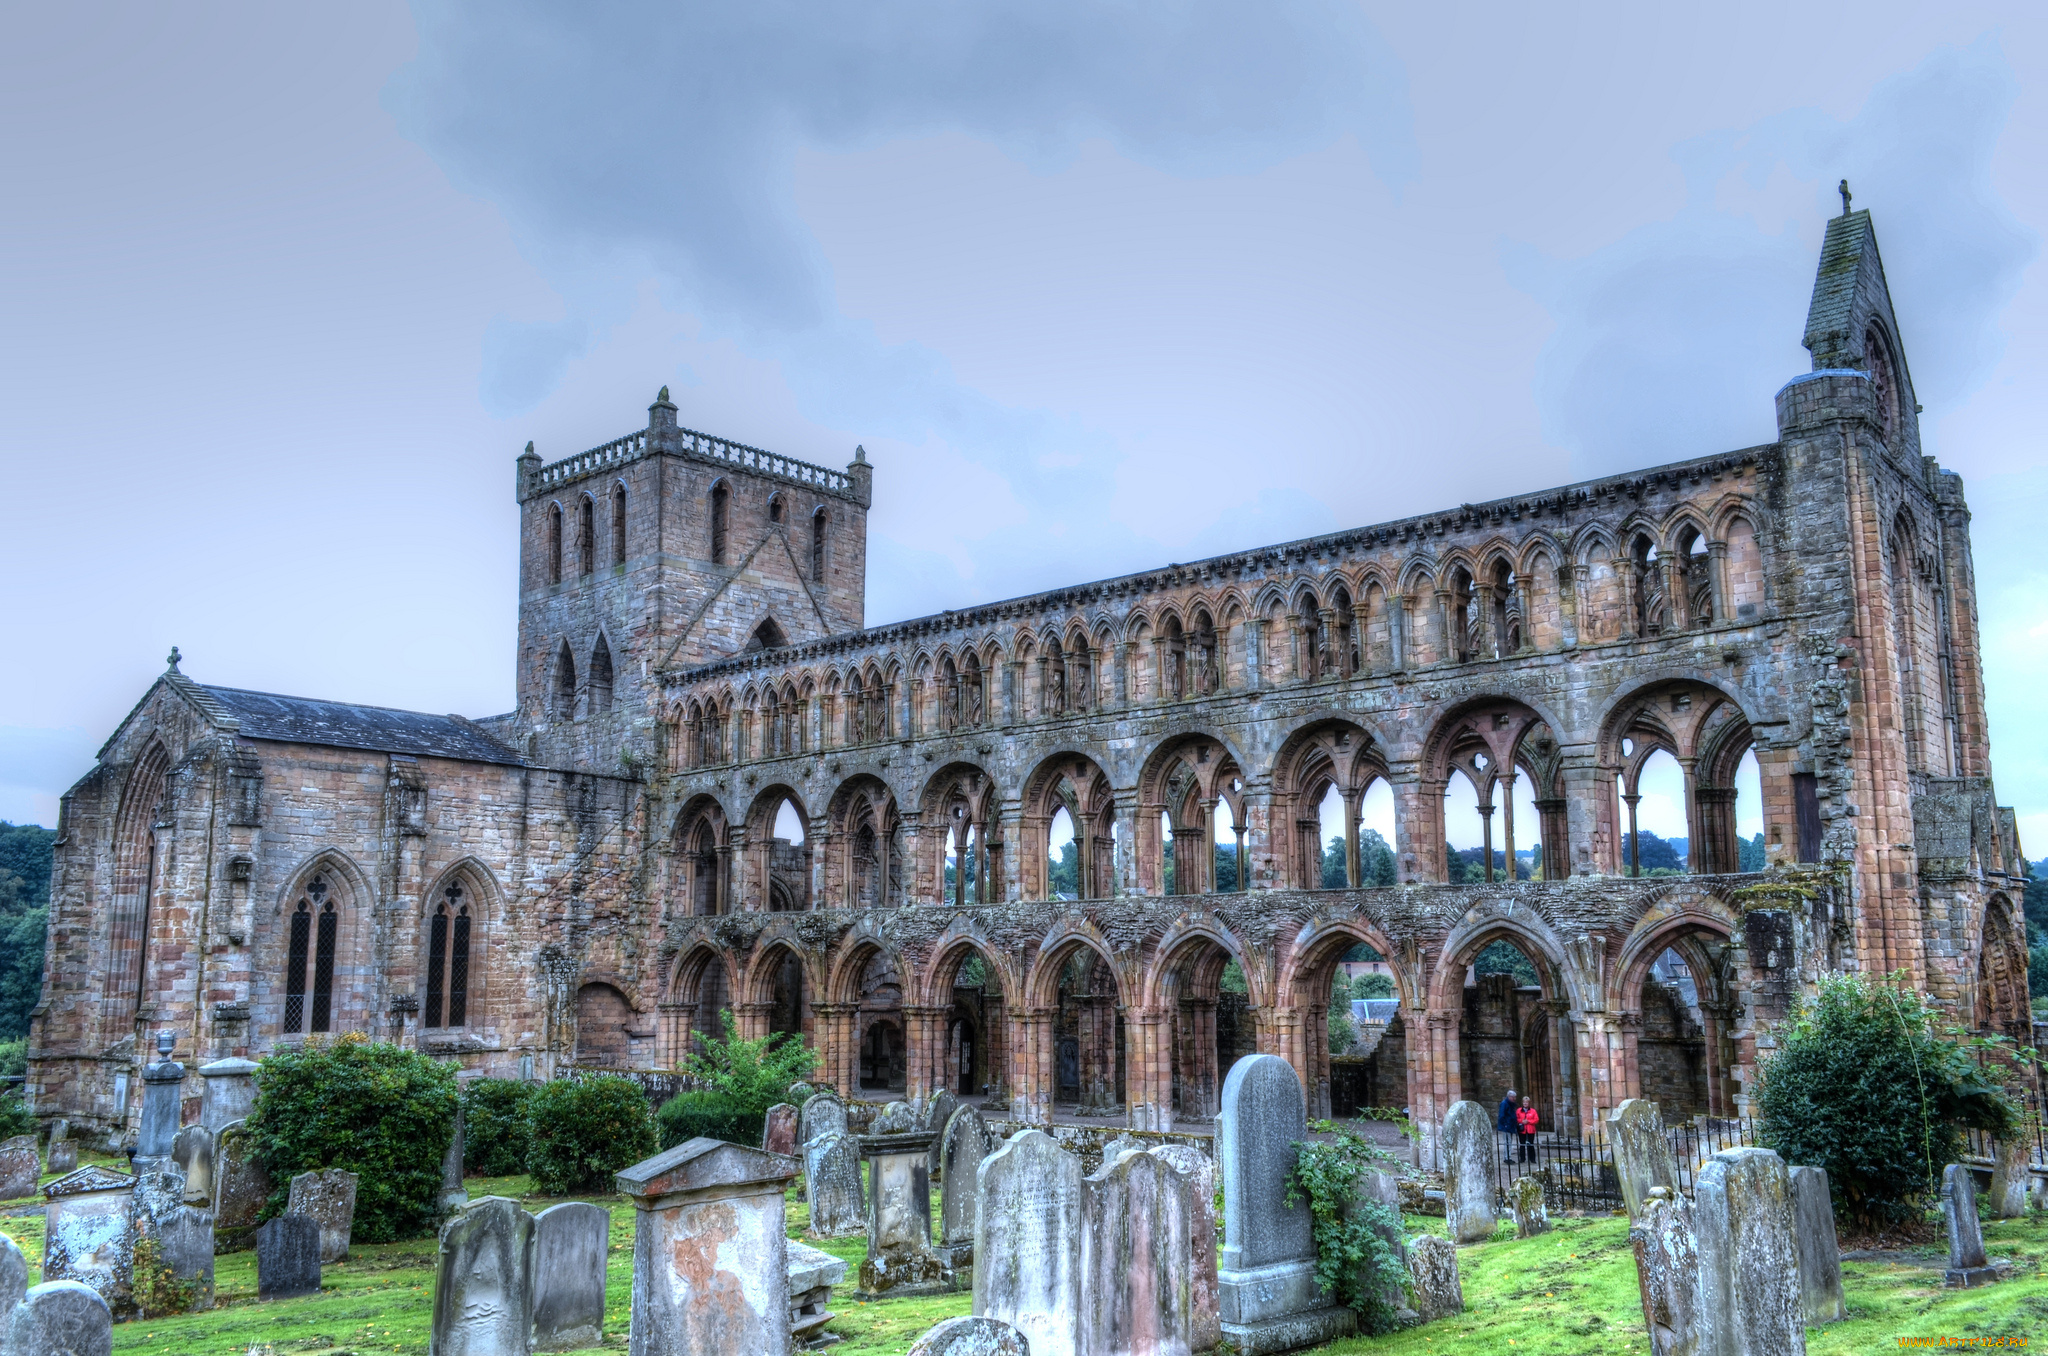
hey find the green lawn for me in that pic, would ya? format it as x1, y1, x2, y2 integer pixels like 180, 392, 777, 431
2, 1170, 2043, 1356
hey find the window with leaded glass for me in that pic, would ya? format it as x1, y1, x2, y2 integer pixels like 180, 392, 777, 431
283, 874, 338, 1034
424, 882, 473, 1029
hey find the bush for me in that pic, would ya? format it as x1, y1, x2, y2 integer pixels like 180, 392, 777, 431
461, 1078, 535, 1177
1287, 1119, 1408, 1333
678, 1010, 817, 1113
0, 1091, 36, 1140
0, 1040, 26, 1078
526, 1074, 657, 1195
1757, 971, 2017, 1230
655, 1090, 766, 1150
244, 1036, 458, 1243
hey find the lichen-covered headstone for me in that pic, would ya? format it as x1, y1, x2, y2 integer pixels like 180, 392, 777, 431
805, 1131, 865, 1238
213, 1120, 269, 1253
0, 1135, 41, 1200
908, 1315, 1031, 1356
858, 1130, 949, 1298
532, 1200, 609, 1352
1941, 1162, 2002, 1288
873, 1101, 919, 1135
788, 1238, 848, 1348
1988, 1138, 2031, 1220
45, 1140, 77, 1174
1440, 1100, 1499, 1243
1150, 1143, 1220, 1354
799, 1092, 847, 1148
763, 1103, 799, 1157
937, 1105, 993, 1268
254, 1214, 321, 1300
1788, 1166, 1844, 1323
287, 1169, 358, 1264
7, 1280, 112, 1356
1081, 1147, 1192, 1356
974, 1128, 1084, 1356
1694, 1147, 1804, 1356
1095, 1134, 1143, 1172
1629, 1187, 1698, 1356
40, 1165, 136, 1318
1610, 1100, 1681, 1221
1407, 1234, 1463, 1323
431, 1196, 536, 1356
1511, 1174, 1551, 1237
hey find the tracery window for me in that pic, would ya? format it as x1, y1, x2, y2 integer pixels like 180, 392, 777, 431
284, 874, 339, 1034
424, 882, 472, 1029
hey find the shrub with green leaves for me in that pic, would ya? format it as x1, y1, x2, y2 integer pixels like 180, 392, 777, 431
1287, 1119, 1409, 1333
243, 1037, 458, 1243
1757, 971, 2017, 1230
460, 1078, 535, 1177
678, 1010, 817, 1113
0, 1090, 36, 1140
526, 1074, 657, 1195
655, 1090, 766, 1150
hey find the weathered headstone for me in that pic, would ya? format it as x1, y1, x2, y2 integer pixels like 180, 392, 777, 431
46, 1119, 67, 1146
937, 1105, 993, 1268
287, 1169, 358, 1263
255, 1213, 321, 1300
532, 1200, 609, 1352
858, 1129, 950, 1298
1942, 1162, 2002, 1288
197, 1057, 260, 1134
213, 1120, 269, 1253
1694, 1147, 1803, 1356
136, 1035, 184, 1160
974, 1129, 1083, 1356
171, 1124, 215, 1207
1351, 1168, 1409, 1317
923, 1089, 959, 1180
45, 1140, 77, 1174
1081, 1146, 1192, 1356
1787, 1166, 1844, 1324
1151, 1143, 1221, 1354
1406, 1234, 1464, 1323
0, 1135, 41, 1200
788, 1238, 848, 1349
1096, 1134, 1143, 1172
0, 1230, 29, 1327
615, 1138, 797, 1356
1510, 1174, 1551, 1237
431, 1196, 536, 1356
908, 1315, 1031, 1356
1610, 1100, 1681, 1221
6, 1280, 113, 1356
440, 1105, 470, 1217
805, 1131, 865, 1238
873, 1100, 919, 1135
136, 1154, 214, 1305
1630, 1187, 1699, 1356
1440, 1100, 1499, 1244
1988, 1138, 2031, 1220
763, 1103, 799, 1157
1215, 1054, 1354, 1353
40, 1166, 137, 1317
799, 1091, 847, 1147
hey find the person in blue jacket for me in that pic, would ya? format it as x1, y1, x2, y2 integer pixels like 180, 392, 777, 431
1496, 1088, 1518, 1157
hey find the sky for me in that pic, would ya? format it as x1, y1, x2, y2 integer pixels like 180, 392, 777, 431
4, 3, 2046, 851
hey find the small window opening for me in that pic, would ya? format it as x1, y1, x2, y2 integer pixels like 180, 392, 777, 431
612, 485, 627, 566
710, 482, 730, 565
547, 504, 563, 585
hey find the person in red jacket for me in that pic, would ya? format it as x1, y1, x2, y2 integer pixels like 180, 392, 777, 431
1515, 1096, 1539, 1162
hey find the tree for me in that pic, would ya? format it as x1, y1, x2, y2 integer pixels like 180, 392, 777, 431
1322, 835, 1346, 889
1048, 841, 1080, 899
1360, 829, 1397, 886
0, 824, 54, 1041
678, 1009, 818, 1111
1352, 972, 1395, 1000
1623, 830, 1683, 873
1739, 831, 1767, 873
1473, 940, 1538, 987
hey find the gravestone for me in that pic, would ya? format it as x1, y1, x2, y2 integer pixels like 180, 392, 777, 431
1629, 1187, 1699, 1356
1440, 1100, 1499, 1244
154, 1200, 216, 1303
1095, 1134, 1143, 1172
431, 1196, 536, 1356
763, 1103, 799, 1157
40, 1165, 137, 1318
1406, 1234, 1464, 1323
198, 1057, 259, 1134
6, 1280, 112, 1356
799, 1092, 847, 1147
532, 1200, 609, 1352
0, 1231, 28, 1326
858, 1129, 950, 1298
1081, 1147, 1192, 1356
287, 1168, 359, 1263
1351, 1168, 1409, 1317
615, 1138, 797, 1356
255, 1213, 321, 1300
440, 1105, 469, 1217
46, 1119, 67, 1147
1215, 1054, 1354, 1353
1988, 1138, 2031, 1220
1694, 1147, 1803, 1356
788, 1238, 847, 1348
873, 1101, 919, 1135
136, 1036, 183, 1159
1942, 1162, 2003, 1288
213, 1120, 269, 1252
1610, 1100, 1681, 1221
1788, 1166, 1844, 1323
973, 1129, 1083, 1356
0, 1136, 40, 1200
45, 1140, 77, 1174
908, 1316, 1031, 1356
937, 1105, 993, 1268
805, 1131, 865, 1238
923, 1089, 959, 1180
1150, 1143, 1221, 1355
1510, 1174, 1551, 1237
171, 1124, 215, 1206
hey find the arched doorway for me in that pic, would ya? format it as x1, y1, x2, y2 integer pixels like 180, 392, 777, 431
930, 940, 1008, 1101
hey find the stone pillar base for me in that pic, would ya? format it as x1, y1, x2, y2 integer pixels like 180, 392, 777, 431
1219, 1307, 1357, 1356
1946, 1261, 2013, 1289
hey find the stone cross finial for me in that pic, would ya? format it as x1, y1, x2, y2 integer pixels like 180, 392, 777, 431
1838, 179, 1851, 216
166, 646, 181, 672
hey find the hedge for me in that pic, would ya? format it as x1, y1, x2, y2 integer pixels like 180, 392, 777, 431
460, 1078, 534, 1177
655, 1090, 765, 1150
526, 1074, 656, 1195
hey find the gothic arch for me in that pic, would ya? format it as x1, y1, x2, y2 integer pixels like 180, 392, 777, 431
418, 858, 501, 1032
105, 740, 170, 1026
268, 850, 376, 1040
1019, 751, 1117, 902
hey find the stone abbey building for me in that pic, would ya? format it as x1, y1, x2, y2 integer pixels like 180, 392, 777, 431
30, 210, 2031, 1144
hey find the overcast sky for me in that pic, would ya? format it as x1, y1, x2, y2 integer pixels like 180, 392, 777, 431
4, 3, 2045, 851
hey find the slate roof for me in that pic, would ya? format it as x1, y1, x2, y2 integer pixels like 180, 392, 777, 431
200, 686, 525, 766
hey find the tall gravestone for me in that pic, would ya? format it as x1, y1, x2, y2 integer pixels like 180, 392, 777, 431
136, 1033, 183, 1161
440, 1106, 470, 1217
0, 1136, 40, 1201
923, 1090, 959, 1180
213, 1120, 269, 1253
1352, 1168, 1409, 1317
1440, 1100, 1499, 1244
937, 1105, 993, 1269
1787, 1166, 1844, 1323
1942, 1162, 2003, 1288
431, 1196, 536, 1356
1151, 1143, 1221, 1354
1694, 1148, 1803, 1356
799, 1092, 847, 1148
1082, 1147, 1193, 1356
858, 1128, 949, 1298
7, 1280, 113, 1356
1629, 1187, 1699, 1356
198, 1057, 259, 1134
974, 1129, 1083, 1356
40, 1166, 136, 1318
171, 1125, 215, 1207
616, 1138, 797, 1356
1216, 1054, 1354, 1354
533, 1200, 610, 1352
255, 1213, 322, 1300
1510, 1174, 1550, 1237
1610, 1100, 1681, 1221
288, 1169, 359, 1263
1988, 1138, 2032, 1220
805, 1131, 864, 1238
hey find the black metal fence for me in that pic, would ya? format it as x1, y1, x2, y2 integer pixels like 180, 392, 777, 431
1421, 1117, 1761, 1212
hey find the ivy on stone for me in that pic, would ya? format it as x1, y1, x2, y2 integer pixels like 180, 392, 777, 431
1287, 1118, 1410, 1334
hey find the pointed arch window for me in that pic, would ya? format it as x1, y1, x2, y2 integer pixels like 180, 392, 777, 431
284, 874, 339, 1034
547, 504, 564, 585
710, 482, 730, 565
612, 484, 628, 566
425, 882, 472, 1028
554, 643, 577, 720
590, 635, 615, 714
811, 508, 827, 580
578, 496, 596, 576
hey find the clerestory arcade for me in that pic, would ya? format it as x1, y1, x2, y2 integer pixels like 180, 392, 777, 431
29, 209, 2029, 1148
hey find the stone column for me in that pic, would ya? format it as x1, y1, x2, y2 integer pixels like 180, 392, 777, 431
734, 1002, 774, 1043
1185, 998, 1219, 1119
1342, 788, 1362, 887
1708, 539, 1730, 623
902, 1006, 948, 1105
1126, 1008, 1172, 1132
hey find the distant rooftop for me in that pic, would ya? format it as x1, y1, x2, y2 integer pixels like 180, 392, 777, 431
200, 686, 524, 766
